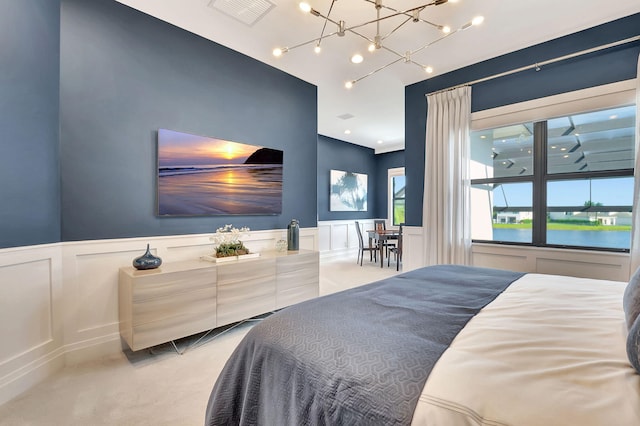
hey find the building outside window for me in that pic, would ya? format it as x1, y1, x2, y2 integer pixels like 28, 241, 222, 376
470, 104, 635, 251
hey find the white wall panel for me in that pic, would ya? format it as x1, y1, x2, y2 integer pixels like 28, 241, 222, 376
0, 244, 63, 406
0, 227, 318, 406
0, 259, 53, 361
403, 228, 631, 281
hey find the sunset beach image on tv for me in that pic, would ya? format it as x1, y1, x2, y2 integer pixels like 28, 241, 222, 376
157, 129, 283, 216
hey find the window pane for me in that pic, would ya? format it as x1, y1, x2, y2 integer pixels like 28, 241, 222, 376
392, 175, 405, 226
471, 182, 532, 243
546, 177, 632, 249
547, 105, 635, 174
471, 123, 534, 179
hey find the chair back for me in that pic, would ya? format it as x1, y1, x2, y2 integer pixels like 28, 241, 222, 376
355, 221, 364, 248
374, 219, 386, 232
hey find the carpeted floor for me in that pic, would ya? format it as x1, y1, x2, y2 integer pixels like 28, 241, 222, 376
0, 253, 400, 425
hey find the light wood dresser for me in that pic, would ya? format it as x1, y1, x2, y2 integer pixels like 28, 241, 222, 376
118, 250, 319, 351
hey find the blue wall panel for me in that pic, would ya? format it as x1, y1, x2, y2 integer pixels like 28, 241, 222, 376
59, 0, 317, 241
318, 135, 378, 220
0, 0, 61, 248
375, 150, 405, 220
405, 13, 640, 227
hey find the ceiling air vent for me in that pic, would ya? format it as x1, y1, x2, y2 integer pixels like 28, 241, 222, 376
208, 0, 275, 27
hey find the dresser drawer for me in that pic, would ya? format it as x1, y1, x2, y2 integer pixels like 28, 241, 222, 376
131, 267, 216, 302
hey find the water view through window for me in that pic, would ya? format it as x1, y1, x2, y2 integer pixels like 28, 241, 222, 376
471, 105, 635, 250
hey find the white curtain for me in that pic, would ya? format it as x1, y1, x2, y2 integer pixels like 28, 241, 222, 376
629, 53, 640, 275
423, 86, 472, 266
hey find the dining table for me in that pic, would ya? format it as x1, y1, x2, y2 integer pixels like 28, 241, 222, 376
367, 229, 400, 268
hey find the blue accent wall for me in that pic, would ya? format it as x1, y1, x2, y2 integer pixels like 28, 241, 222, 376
375, 150, 405, 219
405, 13, 640, 227
59, 0, 317, 241
318, 135, 378, 220
0, 0, 61, 248
317, 135, 404, 219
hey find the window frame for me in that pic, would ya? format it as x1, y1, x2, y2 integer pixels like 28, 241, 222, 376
470, 80, 636, 252
388, 167, 405, 226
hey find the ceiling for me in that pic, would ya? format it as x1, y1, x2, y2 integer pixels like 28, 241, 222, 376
115, 0, 640, 153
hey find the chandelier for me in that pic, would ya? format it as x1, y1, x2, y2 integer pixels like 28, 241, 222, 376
272, 0, 484, 88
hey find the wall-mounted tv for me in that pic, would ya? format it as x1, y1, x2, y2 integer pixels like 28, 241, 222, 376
157, 129, 283, 216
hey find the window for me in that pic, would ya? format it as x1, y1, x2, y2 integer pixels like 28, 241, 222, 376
388, 167, 405, 226
471, 105, 635, 251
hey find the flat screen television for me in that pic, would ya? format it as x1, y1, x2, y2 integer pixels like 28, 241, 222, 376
157, 129, 283, 216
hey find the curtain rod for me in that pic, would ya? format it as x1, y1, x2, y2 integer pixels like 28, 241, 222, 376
425, 35, 640, 97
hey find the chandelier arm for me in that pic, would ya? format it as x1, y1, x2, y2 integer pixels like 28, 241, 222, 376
363, 1, 443, 30
338, 4, 441, 33
286, 29, 343, 51
381, 15, 414, 41
347, 29, 375, 44
410, 27, 457, 55
351, 56, 405, 85
380, 45, 406, 59
317, 0, 338, 46
409, 59, 428, 70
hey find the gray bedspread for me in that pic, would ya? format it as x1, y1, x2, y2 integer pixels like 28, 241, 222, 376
204, 264, 524, 426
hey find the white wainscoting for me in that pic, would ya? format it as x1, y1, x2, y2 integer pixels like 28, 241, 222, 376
318, 220, 377, 260
401, 228, 632, 282
0, 228, 317, 405
317, 221, 426, 272
471, 243, 631, 282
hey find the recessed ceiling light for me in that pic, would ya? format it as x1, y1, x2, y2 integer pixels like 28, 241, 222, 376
344, 129, 351, 134
560, 147, 567, 151
377, 140, 383, 144
563, 154, 569, 158
609, 115, 618, 119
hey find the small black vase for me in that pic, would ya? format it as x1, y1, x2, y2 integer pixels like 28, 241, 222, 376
133, 244, 162, 270
287, 219, 299, 251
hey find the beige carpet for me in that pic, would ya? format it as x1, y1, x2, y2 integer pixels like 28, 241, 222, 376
0, 254, 400, 425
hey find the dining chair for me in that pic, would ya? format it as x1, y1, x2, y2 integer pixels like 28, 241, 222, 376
374, 219, 396, 256
355, 221, 377, 266
388, 223, 404, 271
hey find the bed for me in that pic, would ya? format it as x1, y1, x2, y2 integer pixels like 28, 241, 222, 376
204, 265, 640, 425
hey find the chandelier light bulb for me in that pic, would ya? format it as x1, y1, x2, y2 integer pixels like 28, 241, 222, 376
273, 47, 283, 57
368, 43, 376, 52
299, 2, 311, 13
472, 16, 484, 26
442, 25, 451, 33
424, 66, 433, 73
351, 54, 364, 64
345, 81, 354, 89
314, 45, 321, 54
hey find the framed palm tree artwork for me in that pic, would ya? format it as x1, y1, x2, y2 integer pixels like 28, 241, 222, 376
330, 169, 367, 211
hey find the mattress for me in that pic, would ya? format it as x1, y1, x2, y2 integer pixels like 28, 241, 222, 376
205, 266, 640, 425
413, 273, 640, 425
